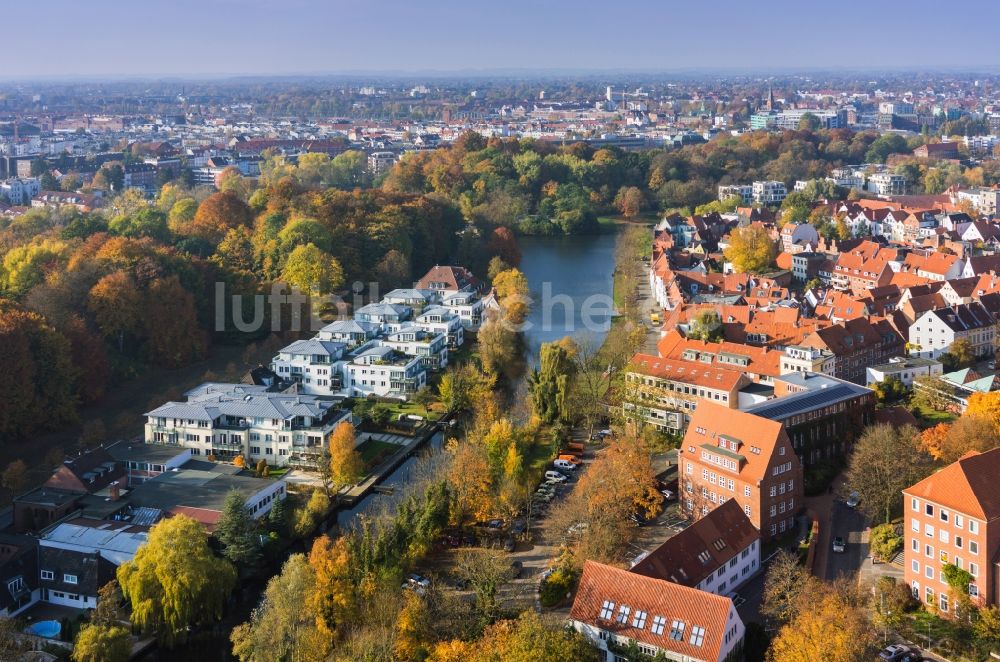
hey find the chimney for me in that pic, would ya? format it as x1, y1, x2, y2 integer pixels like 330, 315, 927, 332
110, 481, 120, 502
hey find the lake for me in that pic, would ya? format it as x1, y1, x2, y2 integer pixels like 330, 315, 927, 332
518, 231, 618, 365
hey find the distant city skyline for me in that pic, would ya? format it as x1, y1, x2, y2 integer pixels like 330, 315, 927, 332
5, 0, 1000, 79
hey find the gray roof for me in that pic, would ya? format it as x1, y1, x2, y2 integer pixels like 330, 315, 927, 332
106, 441, 190, 465
280, 339, 346, 356
744, 374, 871, 421
869, 357, 941, 372
928, 302, 995, 333
146, 382, 339, 421
383, 288, 437, 301
319, 319, 381, 334
126, 469, 275, 514
355, 302, 411, 317
417, 305, 457, 321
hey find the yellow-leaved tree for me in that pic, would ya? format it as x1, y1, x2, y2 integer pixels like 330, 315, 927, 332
328, 421, 364, 491
117, 515, 236, 647
723, 225, 777, 274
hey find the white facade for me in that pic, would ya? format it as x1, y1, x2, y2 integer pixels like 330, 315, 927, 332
345, 346, 426, 398
717, 184, 752, 204
0, 177, 40, 205
752, 180, 786, 205
867, 173, 906, 196
910, 306, 997, 360
866, 357, 944, 387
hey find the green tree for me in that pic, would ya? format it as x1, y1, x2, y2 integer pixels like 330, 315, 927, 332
117, 514, 237, 646
1, 460, 28, 497
869, 523, 902, 562
846, 424, 931, 524
72, 624, 131, 662
528, 340, 576, 424
798, 113, 822, 131
216, 490, 261, 568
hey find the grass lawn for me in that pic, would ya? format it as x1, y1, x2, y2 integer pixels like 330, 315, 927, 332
266, 467, 290, 479
357, 439, 400, 469
381, 400, 444, 422
912, 405, 958, 427
899, 609, 974, 656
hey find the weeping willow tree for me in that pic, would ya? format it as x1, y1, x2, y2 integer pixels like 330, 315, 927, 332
117, 514, 237, 646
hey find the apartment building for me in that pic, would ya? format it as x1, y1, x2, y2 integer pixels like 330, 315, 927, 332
624, 354, 752, 433
631, 499, 760, 598
865, 356, 943, 388
678, 403, 803, 541
903, 448, 1000, 612
717, 184, 753, 204
800, 316, 904, 384
867, 172, 907, 196
315, 319, 381, 347
752, 180, 787, 205
570, 561, 745, 662
270, 339, 346, 396
910, 302, 996, 360
381, 327, 448, 371
344, 345, 426, 399
144, 382, 351, 468
414, 305, 465, 348
0, 177, 40, 205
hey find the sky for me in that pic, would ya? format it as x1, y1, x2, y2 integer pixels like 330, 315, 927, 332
7, 0, 1000, 78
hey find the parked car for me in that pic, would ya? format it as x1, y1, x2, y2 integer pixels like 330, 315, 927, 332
544, 470, 568, 483
403, 573, 431, 595
557, 454, 582, 465
846, 491, 860, 508
510, 519, 527, 535
661, 489, 675, 501
832, 536, 846, 553
553, 459, 577, 471
879, 644, 916, 661
485, 519, 504, 530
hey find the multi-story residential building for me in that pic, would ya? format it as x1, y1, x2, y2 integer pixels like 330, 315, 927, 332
751, 180, 787, 205
678, 402, 803, 541
270, 339, 346, 396
414, 305, 464, 348
867, 172, 907, 196
144, 382, 351, 467
381, 327, 448, 371
440, 289, 486, 330
779, 345, 836, 376
717, 184, 752, 204
0, 177, 40, 205
570, 561, 745, 662
344, 345, 426, 399
910, 302, 996, 360
743, 372, 874, 470
800, 316, 904, 384
368, 151, 397, 174
865, 356, 943, 388
414, 265, 482, 294
624, 355, 752, 433
903, 448, 1000, 612
315, 319, 382, 347
631, 500, 760, 597
354, 302, 412, 325
380, 288, 439, 310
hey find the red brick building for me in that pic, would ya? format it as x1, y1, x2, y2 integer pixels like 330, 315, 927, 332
678, 402, 803, 541
903, 448, 1000, 613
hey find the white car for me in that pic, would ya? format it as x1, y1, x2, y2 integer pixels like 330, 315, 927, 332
544, 470, 568, 483
845, 491, 860, 508
553, 459, 577, 471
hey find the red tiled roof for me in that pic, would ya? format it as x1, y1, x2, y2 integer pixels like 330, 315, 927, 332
631, 500, 758, 588
571, 560, 736, 662
904, 448, 1000, 521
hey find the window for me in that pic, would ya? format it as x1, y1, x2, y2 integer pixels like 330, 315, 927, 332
940, 593, 948, 612
969, 520, 979, 534
925, 523, 934, 538
925, 587, 934, 603
651, 616, 666, 636
669, 620, 685, 640
912, 560, 919, 573
690, 626, 706, 647
7, 577, 24, 593
616, 605, 630, 624
911, 497, 919, 512
925, 504, 934, 516
955, 514, 963, 529
40, 570, 54, 581
744, 486, 751, 497
970, 584, 979, 598
632, 610, 647, 629
744, 505, 751, 517
956, 536, 963, 549
599, 600, 614, 620
970, 563, 979, 578
940, 509, 949, 523
911, 519, 920, 532
939, 530, 949, 544
925, 566, 933, 579
970, 541, 979, 555
64, 574, 77, 585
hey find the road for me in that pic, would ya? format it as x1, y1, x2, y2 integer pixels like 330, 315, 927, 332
824, 500, 869, 581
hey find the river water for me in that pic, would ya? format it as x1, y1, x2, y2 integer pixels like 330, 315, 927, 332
518, 232, 618, 366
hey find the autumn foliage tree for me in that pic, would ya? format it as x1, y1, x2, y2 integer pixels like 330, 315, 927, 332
327, 421, 364, 491
724, 225, 778, 274
188, 190, 254, 244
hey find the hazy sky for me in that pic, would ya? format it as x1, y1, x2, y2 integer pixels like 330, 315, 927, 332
8, 0, 1000, 77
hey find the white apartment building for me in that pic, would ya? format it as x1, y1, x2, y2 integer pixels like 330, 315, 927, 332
270, 339, 346, 396
867, 172, 907, 196
441, 290, 486, 330
354, 302, 412, 325
414, 306, 465, 348
144, 382, 351, 467
0, 177, 40, 205
315, 319, 382, 347
780, 345, 836, 376
368, 151, 397, 174
345, 346, 426, 398
381, 327, 448, 371
752, 180, 786, 205
717, 184, 753, 204
865, 356, 943, 387
909, 302, 996, 360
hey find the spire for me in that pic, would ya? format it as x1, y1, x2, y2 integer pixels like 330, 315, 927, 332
766, 83, 775, 112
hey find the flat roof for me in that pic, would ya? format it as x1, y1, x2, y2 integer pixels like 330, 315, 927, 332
126, 469, 277, 514
869, 357, 941, 371
106, 441, 189, 465
745, 380, 871, 421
